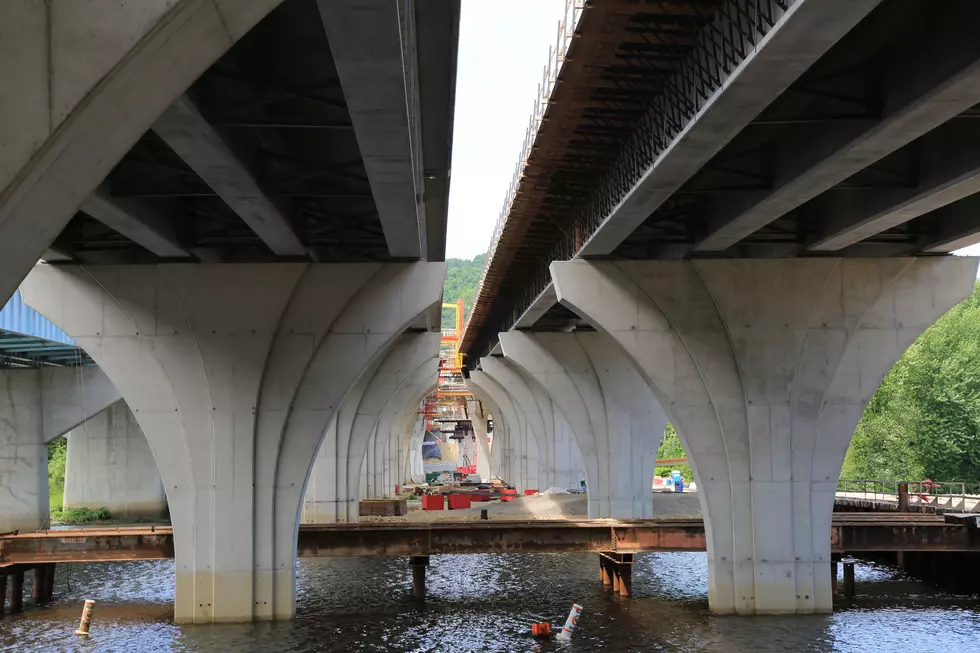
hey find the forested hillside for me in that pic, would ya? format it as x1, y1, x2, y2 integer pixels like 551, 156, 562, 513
442, 254, 485, 326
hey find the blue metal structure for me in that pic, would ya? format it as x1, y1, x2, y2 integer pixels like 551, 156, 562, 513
0, 291, 92, 367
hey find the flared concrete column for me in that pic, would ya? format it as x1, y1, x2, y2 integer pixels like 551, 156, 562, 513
466, 399, 493, 480
499, 331, 662, 517
552, 257, 978, 614
316, 334, 439, 521
481, 357, 556, 489
303, 416, 336, 523
464, 387, 508, 480
376, 370, 436, 490
553, 410, 585, 491
0, 367, 120, 531
23, 261, 444, 623
467, 370, 539, 491
63, 400, 167, 519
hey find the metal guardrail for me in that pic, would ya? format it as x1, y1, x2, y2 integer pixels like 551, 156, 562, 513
464, 0, 792, 354
837, 479, 980, 512
464, 0, 585, 337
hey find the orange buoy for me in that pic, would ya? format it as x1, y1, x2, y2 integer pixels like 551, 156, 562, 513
531, 622, 552, 637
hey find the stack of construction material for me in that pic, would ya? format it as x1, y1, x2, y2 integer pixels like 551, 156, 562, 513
358, 499, 408, 517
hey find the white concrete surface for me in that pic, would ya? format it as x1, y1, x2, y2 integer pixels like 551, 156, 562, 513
551, 257, 978, 615
480, 357, 555, 490
63, 400, 167, 519
22, 261, 444, 623
0, 366, 121, 532
467, 399, 493, 481
318, 0, 424, 259
312, 333, 440, 522
0, 0, 284, 306
499, 331, 662, 518
466, 371, 541, 491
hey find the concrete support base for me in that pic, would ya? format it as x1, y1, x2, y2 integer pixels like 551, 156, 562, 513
552, 257, 978, 614
63, 401, 166, 519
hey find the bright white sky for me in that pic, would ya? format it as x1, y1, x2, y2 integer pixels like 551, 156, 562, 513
444, 0, 980, 269
445, 0, 565, 260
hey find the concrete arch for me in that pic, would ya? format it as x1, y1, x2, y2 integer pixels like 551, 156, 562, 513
461, 380, 509, 480
480, 357, 555, 488
465, 398, 492, 481
498, 330, 662, 518
309, 333, 440, 522
551, 257, 977, 615
377, 368, 438, 493
0, 1, 285, 305
22, 260, 445, 623
467, 370, 539, 491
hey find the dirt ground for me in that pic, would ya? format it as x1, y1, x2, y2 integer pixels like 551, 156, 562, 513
360, 490, 701, 523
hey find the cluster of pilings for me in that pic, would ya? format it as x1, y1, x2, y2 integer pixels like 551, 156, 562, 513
599, 552, 633, 597
1, 564, 57, 616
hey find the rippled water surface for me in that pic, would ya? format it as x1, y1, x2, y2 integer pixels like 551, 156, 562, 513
3, 553, 979, 652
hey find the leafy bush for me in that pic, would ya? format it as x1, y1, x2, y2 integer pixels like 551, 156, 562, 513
51, 507, 112, 525
47, 436, 67, 512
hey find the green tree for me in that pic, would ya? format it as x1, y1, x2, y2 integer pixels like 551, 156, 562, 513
442, 253, 486, 327
843, 281, 980, 481
48, 436, 67, 512
656, 423, 692, 480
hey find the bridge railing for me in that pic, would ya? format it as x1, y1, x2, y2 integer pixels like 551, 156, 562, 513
837, 479, 980, 512
467, 0, 793, 352
467, 0, 585, 334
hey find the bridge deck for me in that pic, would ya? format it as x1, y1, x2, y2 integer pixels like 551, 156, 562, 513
1, 513, 974, 568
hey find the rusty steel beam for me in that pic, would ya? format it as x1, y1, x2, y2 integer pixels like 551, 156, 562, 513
296, 519, 708, 557
1, 515, 976, 567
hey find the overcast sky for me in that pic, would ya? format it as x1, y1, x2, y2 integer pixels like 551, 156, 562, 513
445, 0, 565, 260
444, 0, 980, 267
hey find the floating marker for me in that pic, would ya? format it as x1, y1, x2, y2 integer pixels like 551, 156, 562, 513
75, 599, 95, 636
555, 603, 583, 641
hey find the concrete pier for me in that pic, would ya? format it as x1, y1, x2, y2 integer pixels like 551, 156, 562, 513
551, 257, 978, 614
63, 402, 166, 520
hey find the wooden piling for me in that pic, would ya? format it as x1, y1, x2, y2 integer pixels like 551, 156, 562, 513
842, 561, 855, 599
409, 556, 429, 600
9, 570, 24, 614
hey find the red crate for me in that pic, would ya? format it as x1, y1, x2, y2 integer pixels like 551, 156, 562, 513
447, 494, 472, 510
421, 494, 445, 511
524, 489, 539, 496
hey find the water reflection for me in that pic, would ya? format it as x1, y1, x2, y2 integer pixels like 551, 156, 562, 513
2, 553, 979, 652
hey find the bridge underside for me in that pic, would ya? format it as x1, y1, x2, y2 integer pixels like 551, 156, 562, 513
0, 0, 459, 626
460, 0, 980, 619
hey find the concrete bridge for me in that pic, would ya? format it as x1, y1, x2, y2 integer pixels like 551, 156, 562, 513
0, 0, 459, 624
4, 0, 980, 627
459, 0, 980, 619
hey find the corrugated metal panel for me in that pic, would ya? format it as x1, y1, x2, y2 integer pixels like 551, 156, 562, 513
0, 290, 75, 345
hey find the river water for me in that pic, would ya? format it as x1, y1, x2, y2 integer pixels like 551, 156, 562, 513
3, 553, 979, 652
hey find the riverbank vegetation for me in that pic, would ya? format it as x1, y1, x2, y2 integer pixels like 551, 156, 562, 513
47, 436, 112, 524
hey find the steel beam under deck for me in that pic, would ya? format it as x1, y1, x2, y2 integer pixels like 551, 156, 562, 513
2, 514, 977, 566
